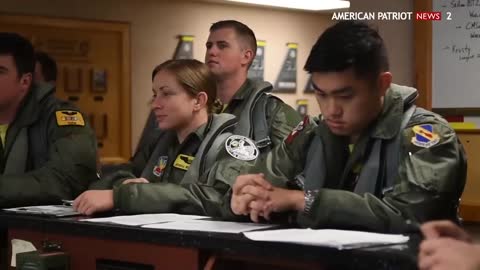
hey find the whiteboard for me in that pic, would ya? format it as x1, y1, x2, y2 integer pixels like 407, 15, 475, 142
433, 0, 480, 108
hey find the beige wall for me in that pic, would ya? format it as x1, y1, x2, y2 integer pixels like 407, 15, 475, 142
0, 0, 413, 152
349, 0, 414, 86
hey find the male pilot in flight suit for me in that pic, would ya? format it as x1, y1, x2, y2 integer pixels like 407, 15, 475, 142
0, 32, 97, 207
228, 21, 467, 233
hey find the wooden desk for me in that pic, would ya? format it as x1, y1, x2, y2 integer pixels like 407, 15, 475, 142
457, 130, 480, 221
0, 213, 419, 270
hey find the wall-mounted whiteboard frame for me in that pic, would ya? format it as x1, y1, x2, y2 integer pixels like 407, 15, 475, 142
415, 0, 480, 116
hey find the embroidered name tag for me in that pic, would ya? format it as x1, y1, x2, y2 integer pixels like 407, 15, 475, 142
173, 154, 194, 171
55, 111, 85, 126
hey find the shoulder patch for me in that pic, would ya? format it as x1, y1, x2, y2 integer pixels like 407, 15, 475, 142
225, 135, 259, 161
153, 156, 168, 177
285, 116, 310, 144
173, 154, 194, 171
411, 124, 440, 148
55, 110, 85, 126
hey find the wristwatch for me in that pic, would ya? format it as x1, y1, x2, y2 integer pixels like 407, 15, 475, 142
303, 190, 320, 215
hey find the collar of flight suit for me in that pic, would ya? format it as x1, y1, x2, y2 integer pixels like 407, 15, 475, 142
228, 79, 254, 103
183, 115, 211, 144
188, 113, 234, 142
2, 83, 54, 166
369, 84, 418, 140
12, 82, 55, 128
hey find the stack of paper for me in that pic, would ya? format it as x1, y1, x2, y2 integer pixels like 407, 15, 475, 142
243, 229, 409, 249
81, 213, 208, 226
142, 220, 277, 233
3, 205, 80, 217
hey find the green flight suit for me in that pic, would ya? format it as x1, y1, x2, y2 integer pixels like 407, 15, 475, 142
100, 79, 300, 178
223, 84, 467, 233
0, 83, 98, 207
221, 79, 301, 148
102, 114, 247, 216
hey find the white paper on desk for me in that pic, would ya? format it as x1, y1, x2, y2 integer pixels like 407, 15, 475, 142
142, 220, 276, 233
3, 205, 80, 217
81, 213, 209, 226
11, 239, 37, 267
243, 229, 409, 249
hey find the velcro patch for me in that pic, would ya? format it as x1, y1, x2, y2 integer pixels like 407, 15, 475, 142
173, 154, 194, 171
225, 135, 259, 161
153, 156, 168, 177
411, 124, 440, 148
285, 116, 310, 144
55, 111, 85, 126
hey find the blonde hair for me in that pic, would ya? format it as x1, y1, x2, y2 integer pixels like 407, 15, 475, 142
152, 59, 218, 113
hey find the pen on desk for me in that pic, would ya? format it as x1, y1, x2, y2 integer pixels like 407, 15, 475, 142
62, 200, 74, 207
405, 219, 422, 235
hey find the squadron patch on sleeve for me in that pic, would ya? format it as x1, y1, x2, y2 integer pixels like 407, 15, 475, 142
225, 135, 259, 161
411, 124, 440, 148
55, 110, 85, 126
285, 116, 310, 144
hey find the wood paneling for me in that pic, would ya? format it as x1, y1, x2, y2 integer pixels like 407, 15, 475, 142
458, 130, 480, 221
0, 14, 131, 163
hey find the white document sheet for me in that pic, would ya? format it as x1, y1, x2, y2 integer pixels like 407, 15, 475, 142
81, 213, 209, 226
243, 229, 409, 249
142, 220, 276, 233
10, 239, 37, 267
3, 205, 80, 217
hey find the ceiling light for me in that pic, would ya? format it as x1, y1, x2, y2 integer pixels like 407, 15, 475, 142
224, 0, 350, 11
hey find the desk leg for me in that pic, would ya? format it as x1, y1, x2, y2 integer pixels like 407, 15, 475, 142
0, 229, 7, 270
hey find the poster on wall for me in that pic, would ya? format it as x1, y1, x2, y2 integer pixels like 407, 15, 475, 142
64, 67, 82, 93
304, 75, 315, 93
274, 42, 297, 93
296, 99, 308, 117
247, 40, 266, 82
173, 35, 194, 59
91, 68, 107, 93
